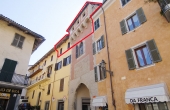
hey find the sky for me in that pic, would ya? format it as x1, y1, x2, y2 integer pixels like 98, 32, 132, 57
0, 0, 102, 65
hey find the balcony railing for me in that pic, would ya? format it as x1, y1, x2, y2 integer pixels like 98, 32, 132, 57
29, 66, 43, 77
0, 70, 27, 86
158, 0, 170, 22
27, 74, 50, 89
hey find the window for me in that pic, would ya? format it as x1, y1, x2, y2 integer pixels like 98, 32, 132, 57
68, 42, 70, 49
121, 0, 130, 6
126, 14, 140, 31
94, 65, 106, 82
79, 42, 84, 56
59, 78, 64, 92
63, 55, 71, 66
47, 84, 51, 95
93, 35, 105, 55
47, 66, 52, 77
55, 61, 62, 71
58, 101, 64, 110
139, 102, 168, 110
11, 33, 25, 49
44, 61, 46, 66
94, 18, 100, 30
125, 39, 162, 70
60, 48, 62, 55
32, 90, 35, 99
120, 8, 147, 35
44, 101, 50, 110
82, 12, 86, 17
76, 42, 84, 58
51, 55, 53, 61
77, 20, 79, 24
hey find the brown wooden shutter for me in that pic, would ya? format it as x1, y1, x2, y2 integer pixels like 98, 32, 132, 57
146, 39, 162, 63
125, 49, 136, 70
94, 66, 98, 82
136, 7, 147, 24
93, 43, 96, 55
101, 35, 105, 48
120, 19, 128, 35
60, 78, 64, 91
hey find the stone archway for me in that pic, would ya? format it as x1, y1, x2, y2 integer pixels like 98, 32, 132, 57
75, 83, 90, 110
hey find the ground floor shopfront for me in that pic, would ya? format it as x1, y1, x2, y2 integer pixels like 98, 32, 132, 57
125, 83, 170, 110
0, 87, 22, 110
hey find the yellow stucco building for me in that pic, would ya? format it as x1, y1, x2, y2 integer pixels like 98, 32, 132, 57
26, 36, 71, 110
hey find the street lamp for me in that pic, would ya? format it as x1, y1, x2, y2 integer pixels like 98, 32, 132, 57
100, 60, 113, 76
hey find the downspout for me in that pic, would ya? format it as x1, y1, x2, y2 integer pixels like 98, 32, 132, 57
50, 54, 57, 110
101, 7, 116, 110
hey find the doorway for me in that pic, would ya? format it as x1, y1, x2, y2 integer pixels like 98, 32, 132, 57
0, 99, 8, 110
58, 101, 64, 110
82, 98, 90, 110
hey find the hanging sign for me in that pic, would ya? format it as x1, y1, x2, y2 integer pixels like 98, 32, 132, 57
0, 92, 10, 99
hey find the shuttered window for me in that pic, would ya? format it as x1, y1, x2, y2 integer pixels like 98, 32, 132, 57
93, 35, 105, 55
55, 61, 62, 71
76, 46, 79, 58
32, 90, 35, 99
94, 65, 106, 82
0, 58, 17, 82
125, 39, 161, 70
11, 33, 25, 49
120, 7, 146, 35
121, 0, 130, 6
94, 18, 100, 30
47, 84, 51, 95
79, 42, 84, 56
63, 55, 71, 66
59, 78, 64, 92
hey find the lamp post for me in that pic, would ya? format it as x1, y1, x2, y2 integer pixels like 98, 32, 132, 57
100, 60, 113, 76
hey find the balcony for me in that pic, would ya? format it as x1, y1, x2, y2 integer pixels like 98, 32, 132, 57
27, 74, 50, 89
0, 70, 27, 89
29, 66, 43, 78
158, 0, 170, 22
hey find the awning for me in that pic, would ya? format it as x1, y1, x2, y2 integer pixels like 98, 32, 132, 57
92, 96, 107, 106
125, 83, 170, 104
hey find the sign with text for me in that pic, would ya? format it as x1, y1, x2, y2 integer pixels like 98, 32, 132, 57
0, 93, 10, 99
0, 87, 21, 94
129, 97, 159, 103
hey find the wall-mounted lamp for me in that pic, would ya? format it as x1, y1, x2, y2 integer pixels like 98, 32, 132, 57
100, 60, 113, 76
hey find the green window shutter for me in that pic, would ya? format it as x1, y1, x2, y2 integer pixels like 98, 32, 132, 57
94, 66, 98, 82
125, 49, 136, 70
146, 39, 162, 63
0, 59, 17, 82
92, 43, 96, 55
120, 20, 128, 35
101, 35, 105, 48
136, 7, 147, 24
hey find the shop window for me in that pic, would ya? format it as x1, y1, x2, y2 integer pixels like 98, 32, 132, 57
120, 7, 147, 35
125, 39, 162, 70
138, 102, 168, 110
11, 33, 25, 49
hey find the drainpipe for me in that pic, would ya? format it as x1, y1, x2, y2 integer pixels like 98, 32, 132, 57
101, 7, 116, 110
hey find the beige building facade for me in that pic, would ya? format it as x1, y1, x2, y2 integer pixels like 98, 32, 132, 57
93, 0, 170, 110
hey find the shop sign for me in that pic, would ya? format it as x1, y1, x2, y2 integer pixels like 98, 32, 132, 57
0, 87, 21, 94
0, 92, 10, 99
130, 97, 159, 103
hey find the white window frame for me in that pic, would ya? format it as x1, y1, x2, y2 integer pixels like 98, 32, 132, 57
130, 41, 155, 70
123, 11, 142, 33
120, 0, 132, 8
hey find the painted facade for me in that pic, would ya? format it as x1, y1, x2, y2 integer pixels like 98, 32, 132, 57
0, 14, 45, 110
93, 0, 170, 110
26, 37, 71, 110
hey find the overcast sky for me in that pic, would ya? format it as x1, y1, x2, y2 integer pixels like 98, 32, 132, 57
0, 0, 102, 65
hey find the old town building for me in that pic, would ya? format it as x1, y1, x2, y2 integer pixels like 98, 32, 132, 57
0, 14, 45, 110
93, 0, 170, 110
26, 36, 71, 110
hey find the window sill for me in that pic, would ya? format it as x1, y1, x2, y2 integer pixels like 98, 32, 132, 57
97, 79, 106, 83
76, 52, 85, 60
126, 25, 142, 35
136, 63, 155, 71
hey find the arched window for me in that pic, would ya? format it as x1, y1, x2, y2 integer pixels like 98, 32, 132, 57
79, 42, 83, 56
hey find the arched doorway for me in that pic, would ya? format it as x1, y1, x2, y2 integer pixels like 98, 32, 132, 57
75, 83, 91, 110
